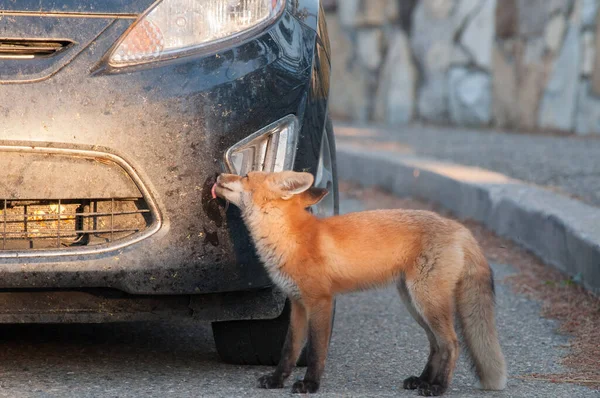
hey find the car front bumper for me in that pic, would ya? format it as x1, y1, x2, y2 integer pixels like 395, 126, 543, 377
0, 0, 331, 297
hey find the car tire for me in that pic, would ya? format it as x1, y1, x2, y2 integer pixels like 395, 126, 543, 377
212, 299, 306, 366
212, 298, 337, 366
325, 116, 340, 215
212, 117, 338, 366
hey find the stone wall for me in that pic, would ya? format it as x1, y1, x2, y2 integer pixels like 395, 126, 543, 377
326, 0, 600, 135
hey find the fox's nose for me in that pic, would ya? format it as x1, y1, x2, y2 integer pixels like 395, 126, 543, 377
216, 174, 229, 184
217, 173, 236, 184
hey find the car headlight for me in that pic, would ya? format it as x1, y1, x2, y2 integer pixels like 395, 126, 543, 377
225, 115, 298, 176
109, 0, 285, 67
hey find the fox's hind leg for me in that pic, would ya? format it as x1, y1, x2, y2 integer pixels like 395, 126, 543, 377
397, 277, 438, 391
404, 277, 459, 397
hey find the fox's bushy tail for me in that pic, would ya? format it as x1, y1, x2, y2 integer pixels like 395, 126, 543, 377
456, 237, 507, 390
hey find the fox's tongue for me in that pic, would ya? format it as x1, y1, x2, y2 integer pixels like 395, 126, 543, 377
211, 183, 217, 199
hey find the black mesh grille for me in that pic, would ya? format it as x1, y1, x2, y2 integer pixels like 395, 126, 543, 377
1, 198, 151, 251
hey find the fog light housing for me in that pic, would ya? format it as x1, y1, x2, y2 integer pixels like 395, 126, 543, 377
225, 115, 298, 176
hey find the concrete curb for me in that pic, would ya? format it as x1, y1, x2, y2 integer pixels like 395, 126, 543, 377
337, 142, 600, 295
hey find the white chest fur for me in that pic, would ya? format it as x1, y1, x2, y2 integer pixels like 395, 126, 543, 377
253, 238, 301, 299
244, 207, 302, 299
266, 267, 301, 299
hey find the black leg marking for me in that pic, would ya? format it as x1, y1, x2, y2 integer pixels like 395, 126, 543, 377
257, 374, 284, 389
258, 300, 307, 390
292, 299, 333, 394
397, 278, 440, 388
403, 375, 424, 390
416, 338, 458, 396
291, 380, 320, 394
399, 278, 459, 396
418, 382, 446, 397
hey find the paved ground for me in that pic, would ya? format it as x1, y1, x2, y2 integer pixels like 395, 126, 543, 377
0, 191, 596, 398
335, 123, 600, 207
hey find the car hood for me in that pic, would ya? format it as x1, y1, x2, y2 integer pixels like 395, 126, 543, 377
0, 0, 154, 15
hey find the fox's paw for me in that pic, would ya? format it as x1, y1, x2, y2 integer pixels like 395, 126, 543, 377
403, 376, 423, 390
257, 374, 284, 389
417, 383, 446, 397
291, 380, 320, 394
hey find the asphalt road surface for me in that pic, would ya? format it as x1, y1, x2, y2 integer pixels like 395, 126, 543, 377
0, 191, 596, 398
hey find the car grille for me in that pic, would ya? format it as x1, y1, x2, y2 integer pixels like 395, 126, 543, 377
1, 198, 151, 251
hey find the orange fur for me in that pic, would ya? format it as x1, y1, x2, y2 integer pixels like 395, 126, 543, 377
214, 171, 506, 396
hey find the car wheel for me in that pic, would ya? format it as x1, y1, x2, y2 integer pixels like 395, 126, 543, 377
212, 298, 337, 366
212, 299, 305, 366
212, 117, 338, 366
312, 116, 339, 217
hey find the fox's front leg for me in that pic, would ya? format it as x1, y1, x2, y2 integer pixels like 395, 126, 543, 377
292, 297, 334, 394
258, 299, 307, 389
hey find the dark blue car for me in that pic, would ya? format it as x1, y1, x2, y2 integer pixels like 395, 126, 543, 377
0, 0, 337, 365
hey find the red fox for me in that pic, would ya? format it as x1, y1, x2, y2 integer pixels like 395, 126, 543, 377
212, 171, 507, 396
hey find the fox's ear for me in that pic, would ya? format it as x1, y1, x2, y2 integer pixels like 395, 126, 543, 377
271, 171, 314, 200
301, 187, 329, 206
